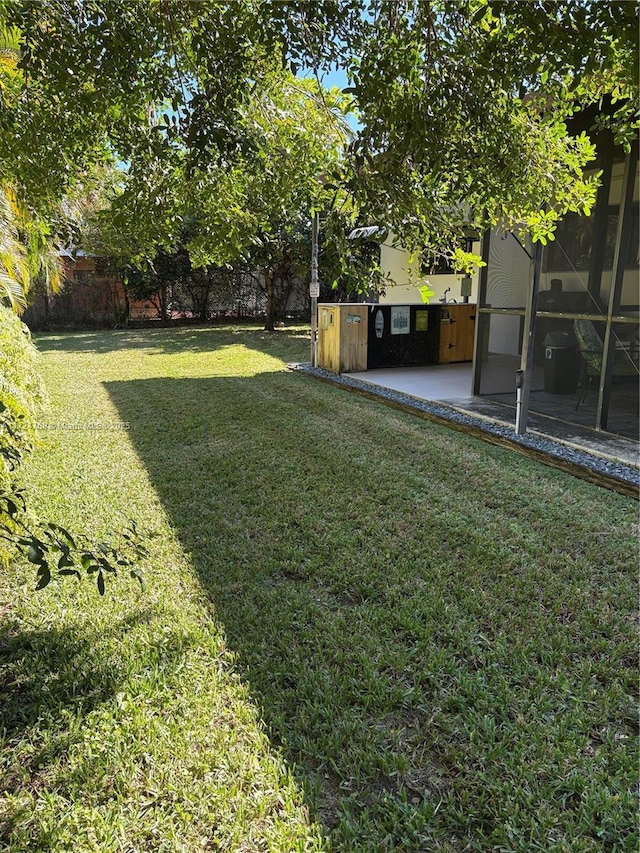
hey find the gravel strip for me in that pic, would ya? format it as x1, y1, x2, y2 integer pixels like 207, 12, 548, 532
291, 362, 640, 494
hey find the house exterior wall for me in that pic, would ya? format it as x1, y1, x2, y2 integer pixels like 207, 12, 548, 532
379, 234, 481, 305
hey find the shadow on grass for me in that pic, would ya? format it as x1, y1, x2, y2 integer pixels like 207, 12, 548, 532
102, 368, 639, 850
104, 371, 448, 843
33, 324, 310, 358
0, 605, 191, 846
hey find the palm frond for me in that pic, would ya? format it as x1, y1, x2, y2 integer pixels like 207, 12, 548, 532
0, 273, 27, 311
0, 185, 29, 311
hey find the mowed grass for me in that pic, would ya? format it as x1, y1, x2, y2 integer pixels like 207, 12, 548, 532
1, 325, 637, 853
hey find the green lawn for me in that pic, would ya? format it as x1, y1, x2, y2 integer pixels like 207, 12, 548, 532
1, 325, 637, 853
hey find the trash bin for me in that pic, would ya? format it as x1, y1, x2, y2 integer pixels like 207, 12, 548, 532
543, 331, 581, 393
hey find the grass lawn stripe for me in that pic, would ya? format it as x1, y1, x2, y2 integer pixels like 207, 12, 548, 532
1, 325, 637, 853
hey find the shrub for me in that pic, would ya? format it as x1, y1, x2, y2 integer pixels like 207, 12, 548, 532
0, 304, 44, 483
0, 306, 148, 592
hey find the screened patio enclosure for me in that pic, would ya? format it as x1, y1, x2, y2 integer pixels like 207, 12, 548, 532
472, 132, 639, 442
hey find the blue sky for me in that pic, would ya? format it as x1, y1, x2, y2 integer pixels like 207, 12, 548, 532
316, 66, 350, 91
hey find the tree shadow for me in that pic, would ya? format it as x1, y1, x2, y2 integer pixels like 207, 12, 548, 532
0, 605, 190, 845
105, 372, 443, 832
102, 368, 639, 848
101, 371, 484, 842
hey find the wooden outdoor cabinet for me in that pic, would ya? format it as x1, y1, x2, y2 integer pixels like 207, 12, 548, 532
317, 303, 369, 374
438, 304, 477, 363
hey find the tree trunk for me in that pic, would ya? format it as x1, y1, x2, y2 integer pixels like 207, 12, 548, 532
123, 285, 130, 326
199, 282, 210, 321
160, 281, 168, 325
42, 281, 50, 331
263, 270, 275, 331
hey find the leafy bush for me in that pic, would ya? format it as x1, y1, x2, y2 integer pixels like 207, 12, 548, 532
0, 304, 44, 484
0, 306, 148, 591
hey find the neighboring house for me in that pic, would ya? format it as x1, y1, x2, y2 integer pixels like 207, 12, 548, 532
23, 253, 160, 329
24, 253, 124, 329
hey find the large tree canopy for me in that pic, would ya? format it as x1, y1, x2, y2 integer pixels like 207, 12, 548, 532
339, 0, 638, 258
96, 73, 359, 328
0, 0, 637, 269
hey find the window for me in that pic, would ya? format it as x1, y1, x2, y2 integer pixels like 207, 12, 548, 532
421, 236, 478, 275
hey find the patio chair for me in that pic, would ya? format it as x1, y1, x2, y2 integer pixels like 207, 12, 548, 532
573, 319, 639, 410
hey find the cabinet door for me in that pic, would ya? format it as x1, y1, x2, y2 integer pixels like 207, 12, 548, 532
438, 305, 476, 362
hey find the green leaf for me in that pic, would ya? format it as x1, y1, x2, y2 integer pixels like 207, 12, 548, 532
471, 5, 489, 25
58, 568, 81, 580
58, 551, 74, 569
27, 543, 44, 564
418, 285, 436, 304
48, 523, 76, 549
35, 567, 51, 589
130, 569, 145, 590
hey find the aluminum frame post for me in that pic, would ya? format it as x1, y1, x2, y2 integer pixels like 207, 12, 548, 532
515, 238, 543, 435
596, 146, 636, 430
